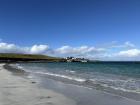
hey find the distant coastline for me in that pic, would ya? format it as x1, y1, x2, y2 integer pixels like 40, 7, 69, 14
1, 53, 140, 63
0, 53, 65, 63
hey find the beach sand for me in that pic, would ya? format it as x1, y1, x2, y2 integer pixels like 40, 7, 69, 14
1, 63, 140, 105
0, 64, 76, 105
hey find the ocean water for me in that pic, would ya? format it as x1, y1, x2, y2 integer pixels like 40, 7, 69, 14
13, 62, 140, 95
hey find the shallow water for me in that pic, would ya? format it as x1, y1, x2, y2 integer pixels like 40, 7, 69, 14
11, 62, 140, 102
17, 62, 140, 93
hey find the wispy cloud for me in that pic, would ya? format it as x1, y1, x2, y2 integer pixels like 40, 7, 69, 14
110, 41, 135, 48
55, 45, 105, 55
0, 38, 2, 42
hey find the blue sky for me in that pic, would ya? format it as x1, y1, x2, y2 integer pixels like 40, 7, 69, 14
0, 0, 140, 60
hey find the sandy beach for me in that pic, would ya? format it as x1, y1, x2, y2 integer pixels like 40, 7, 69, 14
0, 63, 76, 105
1, 63, 140, 105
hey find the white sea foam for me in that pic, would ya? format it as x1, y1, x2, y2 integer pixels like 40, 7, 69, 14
38, 71, 140, 93
66, 70, 76, 73
13, 63, 140, 94
28, 70, 140, 94
10, 63, 24, 69
89, 78, 140, 93
34, 71, 86, 82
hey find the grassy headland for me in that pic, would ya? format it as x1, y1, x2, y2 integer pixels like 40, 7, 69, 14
0, 53, 65, 62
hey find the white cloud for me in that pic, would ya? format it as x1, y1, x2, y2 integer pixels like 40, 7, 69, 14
55, 45, 105, 56
30, 45, 49, 54
0, 41, 140, 61
117, 49, 140, 57
0, 43, 21, 53
0, 42, 49, 54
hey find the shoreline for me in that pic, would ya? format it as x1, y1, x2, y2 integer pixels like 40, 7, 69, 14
0, 63, 76, 105
2, 63, 140, 105
9, 62, 140, 101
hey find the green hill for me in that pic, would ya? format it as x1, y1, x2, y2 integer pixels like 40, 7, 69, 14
0, 53, 65, 62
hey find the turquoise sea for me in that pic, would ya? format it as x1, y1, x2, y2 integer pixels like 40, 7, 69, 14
14, 62, 140, 94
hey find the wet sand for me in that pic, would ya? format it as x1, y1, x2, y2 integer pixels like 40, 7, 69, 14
38, 74, 140, 105
0, 64, 76, 105
1, 63, 140, 105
